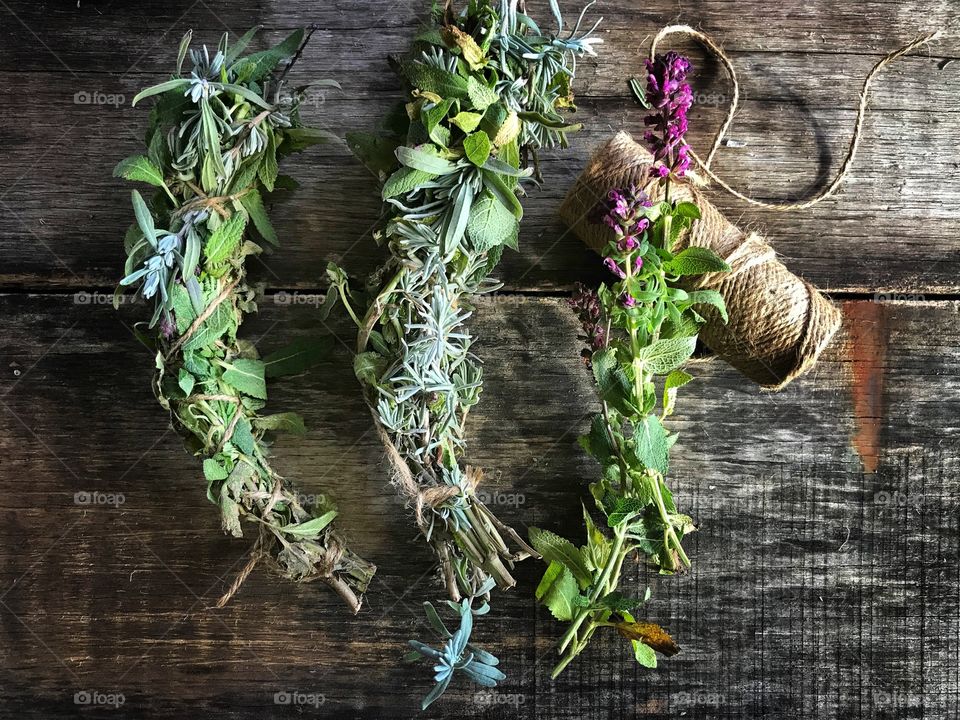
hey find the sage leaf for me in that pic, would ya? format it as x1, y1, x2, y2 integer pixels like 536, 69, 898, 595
279, 510, 338, 537
222, 358, 267, 399
635, 336, 697, 375
663, 246, 731, 276
113, 155, 166, 189
534, 560, 578, 621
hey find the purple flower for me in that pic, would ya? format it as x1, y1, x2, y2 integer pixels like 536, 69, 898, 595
160, 314, 176, 340
621, 292, 636, 308
634, 256, 644, 272
643, 51, 693, 179
570, 283, 606, 351
604, 257, 626, 279
618, 235, 638, 252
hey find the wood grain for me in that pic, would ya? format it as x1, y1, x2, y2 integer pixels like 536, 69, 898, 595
0, 0, 958, 717
0, 294, 958, 718
0, 1, 958, 292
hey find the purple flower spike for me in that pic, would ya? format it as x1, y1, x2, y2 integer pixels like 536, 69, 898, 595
621, 293, 636, 308
634, 256, 644, 272
643, 51, 693, 179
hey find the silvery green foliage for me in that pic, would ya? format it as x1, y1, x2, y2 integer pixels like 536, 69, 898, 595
115, 28, 375, 612
333, 0, 599, 707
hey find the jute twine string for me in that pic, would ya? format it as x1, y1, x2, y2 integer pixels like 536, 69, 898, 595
371, 414, 480, 535
560, 28, 943, 388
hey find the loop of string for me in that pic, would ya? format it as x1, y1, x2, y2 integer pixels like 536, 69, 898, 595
648, 25, 944, 211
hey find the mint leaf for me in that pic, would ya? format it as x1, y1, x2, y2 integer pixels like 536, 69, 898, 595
383, 167, 436, 200
535, 560, 578, 621
464, 131, 492, 166
222, 358, 267, 399
631, 415, 670, 475
528, 527, 592, 589
591, 348, 637, 415
114, 155, 166, 189
664, 246, 730, 276
635, 336, 696, 375
686, 289, 729, 323
279, 510, 338, 538
239, 189, 278, 246
204, 212, 247, 267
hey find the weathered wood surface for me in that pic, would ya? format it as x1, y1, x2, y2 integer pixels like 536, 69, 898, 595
1, 295, 958, 719
1, 0, 959, 718
1, 1, 959, 292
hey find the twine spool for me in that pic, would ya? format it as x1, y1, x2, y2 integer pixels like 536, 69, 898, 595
560, 132, 841, 388
559, 27, 942, 389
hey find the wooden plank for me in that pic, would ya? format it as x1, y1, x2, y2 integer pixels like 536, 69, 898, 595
0, 3, 958, 293
0, 293, 957, 717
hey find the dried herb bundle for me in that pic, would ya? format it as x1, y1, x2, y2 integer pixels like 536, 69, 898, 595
334, 0, 599, 606
115, 29, 375, 612
532, 52, 730, 676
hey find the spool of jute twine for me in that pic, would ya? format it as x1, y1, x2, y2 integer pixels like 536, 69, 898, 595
560, 26, 942, 389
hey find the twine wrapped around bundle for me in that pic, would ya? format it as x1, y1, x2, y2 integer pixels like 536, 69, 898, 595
560, 26, 942, 388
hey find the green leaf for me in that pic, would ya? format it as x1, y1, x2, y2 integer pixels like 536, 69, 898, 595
635, 336, 697, 375
232, 29, 304, 83
598, 592, 644, 613
686, 289, 728, 323
204, 212, 247, 266
346, 131, 401, 176
591, 348, 637, 416
279, 127, 332, 154
628, 77, 651, 109
463, 131, 491, 166
262, 337, 332, 378
131, 78, 191, 106
239, 189, 278, 246
578, 413, 616, 465
673, 201, 701, 220
632, 415, 671, 475
607, 496, 651, 527
401, 62, 470, 99
114, 155, 166, 189
253, 412, 306, 434
528, 527, 592, 589
662, 369, 693, 417
258, 130, 279, 191
222, 358, 267, 399
422, 97, 454, 146
130, 190, 158, 248
450, 111, 483, 133
466, 192, 517, 251
383, 167, 436, 200
354, 351, 386, 386
480, 168, 522, 218
279, 510, 338, 537
202, 458, 229, 482
178, 368, 195, 397
230, 414, 256, 455
395, 145, 458, 175
534, 560, 578, 621
466, 76, 498, 109
633, 640, 658, 668
663, 246, 731, 276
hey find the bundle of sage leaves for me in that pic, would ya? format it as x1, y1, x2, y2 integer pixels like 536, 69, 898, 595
331, 0, 600, 707
531, 51, 730, 675
115, 28, 376, 613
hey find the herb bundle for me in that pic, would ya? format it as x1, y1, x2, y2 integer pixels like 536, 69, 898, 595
334, 0, 600, 608
531, 51, 730, 676
115, 29, 375, 612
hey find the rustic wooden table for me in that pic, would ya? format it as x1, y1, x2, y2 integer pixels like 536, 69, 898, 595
1, 1, 958, 718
